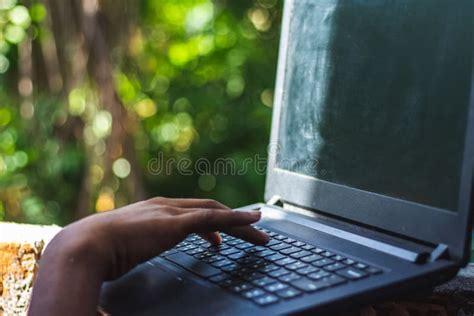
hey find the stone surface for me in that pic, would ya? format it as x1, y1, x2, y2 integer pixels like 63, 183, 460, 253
0, 223, 60, 316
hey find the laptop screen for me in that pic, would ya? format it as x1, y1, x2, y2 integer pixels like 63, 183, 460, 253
277, 0, 473, 211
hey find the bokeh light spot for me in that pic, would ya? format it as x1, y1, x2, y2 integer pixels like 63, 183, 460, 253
134, 98, 157, 119
198, 174, 216, 192
96, 190, 115, 212
9, 5, 31, 28
68, 89, 86, 116
0, 55, 10, 74
186, 2, 214, 33
260, 89, 274, 107
112, 158, 131, 179
226, 75, 245, 97
92, 111, 112, 139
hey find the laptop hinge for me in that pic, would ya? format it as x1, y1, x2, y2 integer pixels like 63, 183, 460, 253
429, 243, 449, 262
266, 195, 283, 206
263, 197, 440, 264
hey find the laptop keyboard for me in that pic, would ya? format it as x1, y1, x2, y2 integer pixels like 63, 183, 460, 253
158, 227, 384, 307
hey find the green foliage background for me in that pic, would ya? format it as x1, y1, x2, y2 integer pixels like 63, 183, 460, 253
0, 0, 282, 225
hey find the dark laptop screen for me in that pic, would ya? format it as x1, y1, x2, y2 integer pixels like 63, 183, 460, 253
277, 0, 473, 211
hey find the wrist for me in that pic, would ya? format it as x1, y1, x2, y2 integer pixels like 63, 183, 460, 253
30, 224, 111, 315
42, 225, 110, 280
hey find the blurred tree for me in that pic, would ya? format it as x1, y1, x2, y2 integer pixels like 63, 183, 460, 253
0, 0, 281, 225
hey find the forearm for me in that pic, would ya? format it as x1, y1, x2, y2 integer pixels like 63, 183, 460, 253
28, 230, 108, 316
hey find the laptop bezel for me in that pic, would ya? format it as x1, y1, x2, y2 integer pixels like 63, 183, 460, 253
265, 0, 474, 262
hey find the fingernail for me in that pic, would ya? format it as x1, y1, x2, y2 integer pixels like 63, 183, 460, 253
248, 211, 262, 218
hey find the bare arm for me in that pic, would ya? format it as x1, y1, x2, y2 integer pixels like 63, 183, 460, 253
28, 197, 268, 315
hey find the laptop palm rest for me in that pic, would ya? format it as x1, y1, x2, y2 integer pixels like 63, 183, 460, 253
100, 262, 256, 316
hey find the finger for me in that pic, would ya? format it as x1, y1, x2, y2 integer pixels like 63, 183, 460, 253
179, 210, 262, 233
223, 226, 269, 245
198, 232, 222, 245
151, 197, 231, 210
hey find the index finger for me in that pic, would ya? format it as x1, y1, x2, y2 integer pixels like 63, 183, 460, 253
178, 209, 269, 245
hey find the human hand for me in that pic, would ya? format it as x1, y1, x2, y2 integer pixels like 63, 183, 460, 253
48, 197, 269, 279
29, 197, 268, 316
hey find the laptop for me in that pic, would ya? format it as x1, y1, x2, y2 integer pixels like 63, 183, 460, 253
100, 0, 474, 314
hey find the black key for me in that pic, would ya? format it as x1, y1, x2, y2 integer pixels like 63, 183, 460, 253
313, 258, 334, 267
252, 277, 277, 287
186, 247, 206, 255
324, 262, 346, 272
232, 267, 253, 277
296, 266, 318, 275
268, 268, 290, 278
236, 256, 259, 265
266, 253, 286, 262
283, 238, 296, 244
275, 257, 296, 266
286, 262, 308, 271
253, 294, 279, 306
323, 275, 347, 286
221, 234, 234, 241
179, 244, 198, 252
208, 245, 230, 252
228, 252, 246, 260
202, 255, 225, 263
227, 239, 245, 246
332, 255, 345, 262
176, 241, 190, 248
209, 273, 229, 283
213, 259, 233, 268
221, 263, 239, 272
321, 251, 335, 258
274, 234, 287, 240
276, 288, 302, 299
354, 263, 368, 270
256, 249, 276, 258
266, 239, 282, 247
194, 252, 213, 259
258, 264, 279, 273
290, 250, 312, 259
302, 244, 315, 251
165, 252, 221, 278
301, 254, 323, 263
194, 239, 209, 246
265, 282, 288, 292
280, 247, 301, 255
219, 278, 241, 288
291, 278, 329, 292
242, 272, 265, 281
220, 248, 240, 256
187, 235, 198, 242
230, 283, 254, 293
248, 260, 267, 269
161, 249, 178, 256
307, 271, 330, 280
236, 242, 254, 250
279, 272, 301, 283
337, 267, 368, 280
366, 266, 383, 275
242, 288, 265, 299
270, 243, 291, 251
293, 241, 306, 247
312, 248, 325, 254
342, 259, 355, 265
245, 246, 266, 254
